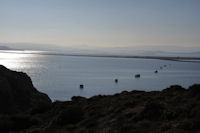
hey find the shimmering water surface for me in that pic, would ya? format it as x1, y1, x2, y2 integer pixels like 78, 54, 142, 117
1, 51, 200, 101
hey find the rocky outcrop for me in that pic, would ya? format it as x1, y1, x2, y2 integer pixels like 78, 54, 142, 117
0, 65, 51, 114
45, 84, 200, 133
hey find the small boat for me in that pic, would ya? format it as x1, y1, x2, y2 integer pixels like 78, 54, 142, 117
80, 84, 84, 89
135, 74, 140, 78
115, 79, 118, 83
154, 70, 158, 73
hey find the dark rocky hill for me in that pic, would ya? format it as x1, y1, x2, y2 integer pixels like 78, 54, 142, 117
0, 65, 200, 133
0, 65, 51, 114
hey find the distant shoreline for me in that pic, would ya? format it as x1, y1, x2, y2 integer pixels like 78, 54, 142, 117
1, 50, 200, 63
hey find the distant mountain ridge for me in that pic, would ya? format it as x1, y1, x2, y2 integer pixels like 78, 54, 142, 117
0, 46, 12, 50
136, 50, 200, 57
0, 44, 199, 57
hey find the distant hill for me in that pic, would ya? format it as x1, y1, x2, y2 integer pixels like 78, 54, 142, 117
138, 51, 200, 57
0, 44, 199, 58
0, 46, 12, 50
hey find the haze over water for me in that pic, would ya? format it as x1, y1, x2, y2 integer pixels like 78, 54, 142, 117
1, 51, 200, 101
1, 0, 200, 52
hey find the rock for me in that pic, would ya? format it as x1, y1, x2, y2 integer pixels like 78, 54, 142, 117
163, 85, 185, 92
0, 65, 51, 114
188, 84, 200, 96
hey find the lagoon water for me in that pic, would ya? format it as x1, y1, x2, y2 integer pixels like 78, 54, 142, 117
0, 50, 200, 101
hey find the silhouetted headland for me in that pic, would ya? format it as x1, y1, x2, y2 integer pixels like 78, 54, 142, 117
0, 65, 200, 133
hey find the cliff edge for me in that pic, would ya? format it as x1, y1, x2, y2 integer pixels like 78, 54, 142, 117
0, 65, 51, 114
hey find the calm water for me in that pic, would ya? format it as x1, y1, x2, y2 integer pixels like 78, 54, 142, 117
1, 51, 200, 101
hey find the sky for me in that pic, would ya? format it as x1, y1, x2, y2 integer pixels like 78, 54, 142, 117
0, 0, 200, 53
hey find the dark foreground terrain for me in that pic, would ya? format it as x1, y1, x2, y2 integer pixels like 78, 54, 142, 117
0, 65, 200, 133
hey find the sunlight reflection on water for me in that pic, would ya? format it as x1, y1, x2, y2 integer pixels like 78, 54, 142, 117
0, 51, 48, 80
0, 52, 34, 69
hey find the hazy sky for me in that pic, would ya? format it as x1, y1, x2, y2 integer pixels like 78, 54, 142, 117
0, 0, 200, 51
